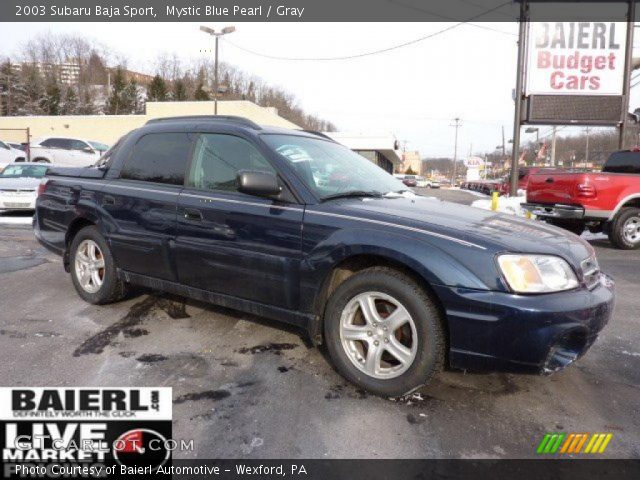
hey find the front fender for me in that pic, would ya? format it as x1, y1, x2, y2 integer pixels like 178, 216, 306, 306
299, 227, 491, 313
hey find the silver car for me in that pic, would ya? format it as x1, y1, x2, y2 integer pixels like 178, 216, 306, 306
0, 163, 49, 211
0, 140, 26, 170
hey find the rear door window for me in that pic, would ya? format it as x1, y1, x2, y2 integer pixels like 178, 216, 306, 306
120, 133, 193, 185
40, 138, 65, 148
603, 152, 640, 174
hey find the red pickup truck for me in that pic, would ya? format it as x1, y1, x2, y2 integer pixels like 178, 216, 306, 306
523, 150, 640, 249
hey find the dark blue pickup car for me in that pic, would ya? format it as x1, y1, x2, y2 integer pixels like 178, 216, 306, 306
34, 116, 615, 396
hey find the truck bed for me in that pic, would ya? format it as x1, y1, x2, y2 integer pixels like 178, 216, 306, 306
46, 166, 107, 179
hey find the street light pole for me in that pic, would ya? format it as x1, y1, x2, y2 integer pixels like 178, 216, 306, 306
200, 25, 236, 115
214, 34, 219, 114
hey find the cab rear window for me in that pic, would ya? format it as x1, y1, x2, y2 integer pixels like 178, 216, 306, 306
603, 152, 640, 174
120, 133, 192, 185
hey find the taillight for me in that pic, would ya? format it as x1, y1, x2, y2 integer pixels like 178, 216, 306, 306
37, 179, 48, 197
576, 182, 596, 198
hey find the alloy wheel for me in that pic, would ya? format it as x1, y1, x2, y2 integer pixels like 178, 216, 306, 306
623, 216, 640, 244
339, 291, 418, 379
74, 239, 105, 294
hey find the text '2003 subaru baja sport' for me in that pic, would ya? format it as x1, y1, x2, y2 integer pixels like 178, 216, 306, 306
34, 116, 614, 396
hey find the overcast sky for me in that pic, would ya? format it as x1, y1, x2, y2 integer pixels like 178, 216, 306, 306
0, 22, 636, 158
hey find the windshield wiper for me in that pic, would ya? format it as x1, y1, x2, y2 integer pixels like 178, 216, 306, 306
321, 190, 383, 202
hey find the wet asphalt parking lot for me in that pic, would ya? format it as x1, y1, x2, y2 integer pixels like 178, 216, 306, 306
0, 188, 638, 459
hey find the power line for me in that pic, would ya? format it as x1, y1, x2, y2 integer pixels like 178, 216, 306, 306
223, 1, 512, 62
386, 0, 517, 36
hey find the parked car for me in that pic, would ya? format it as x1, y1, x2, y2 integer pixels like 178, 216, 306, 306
29, 137, 109, 167
0, 140, 26, 170
0, 163, 49, 211
7, 142, 26, 152
394, 174, 418, 187
524, 150, 640, 249
414, 176, 440, 188
497, 167, 557, 196
34, 116, 614, 396
462, 179, 498, 195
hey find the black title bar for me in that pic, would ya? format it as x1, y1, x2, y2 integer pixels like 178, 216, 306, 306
0, 0, 635, 22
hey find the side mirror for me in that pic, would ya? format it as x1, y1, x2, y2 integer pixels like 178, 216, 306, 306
237, 170, 281, 197
83, 146, 95, 154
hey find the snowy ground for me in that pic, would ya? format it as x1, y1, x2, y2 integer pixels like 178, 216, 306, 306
0, 212, 33, 225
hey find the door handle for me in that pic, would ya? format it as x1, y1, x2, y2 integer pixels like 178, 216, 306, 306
103, 195, 115, 206
545, 177, 554, 183
184, 209, 203, 221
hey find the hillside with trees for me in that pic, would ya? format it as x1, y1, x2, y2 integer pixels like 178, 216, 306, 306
0, 33, 337, 131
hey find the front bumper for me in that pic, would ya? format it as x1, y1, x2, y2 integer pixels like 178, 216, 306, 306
0, 192, 36, 210
521, 202, 584, 219
433, 274, 615, 374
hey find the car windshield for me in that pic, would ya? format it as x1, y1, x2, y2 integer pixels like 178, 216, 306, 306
262, 134, 406, 199
1, 165, 48, 178
89, 141, 110, 152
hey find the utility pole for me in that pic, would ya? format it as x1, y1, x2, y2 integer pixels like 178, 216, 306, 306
450, 118, 462, 186
509, 0, 528, 197
200, 25, 236, 115
584, 126, 590, 168
551, 126, 557, 166
619, 0, 636, 149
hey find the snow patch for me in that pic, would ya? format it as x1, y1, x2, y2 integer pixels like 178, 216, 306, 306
0, 214, 33, 225
471, 196, 530, 217
621, 350, 640, 358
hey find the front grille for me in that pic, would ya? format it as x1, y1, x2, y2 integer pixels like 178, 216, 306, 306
581, 256, 600, 290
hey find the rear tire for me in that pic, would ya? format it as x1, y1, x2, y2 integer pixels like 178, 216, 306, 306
69, 226, 127, 304
323, 267, 445, 397
608, 207, 640, 250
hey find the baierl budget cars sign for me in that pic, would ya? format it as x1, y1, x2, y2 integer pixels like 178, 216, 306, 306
526, 22, 627, 95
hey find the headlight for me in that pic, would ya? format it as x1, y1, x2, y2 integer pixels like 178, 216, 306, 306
497, 254, 579, 293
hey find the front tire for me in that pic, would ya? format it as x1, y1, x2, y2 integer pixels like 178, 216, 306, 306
324, 267, 445, 397
608, 207, 640, 250
69, 226, 127, 304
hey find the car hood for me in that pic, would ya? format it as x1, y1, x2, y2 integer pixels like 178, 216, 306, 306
324, 195, 594, 264
0, 177, 41, 190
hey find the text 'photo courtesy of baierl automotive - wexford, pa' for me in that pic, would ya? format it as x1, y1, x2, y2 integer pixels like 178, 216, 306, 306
0, 1, 639, 480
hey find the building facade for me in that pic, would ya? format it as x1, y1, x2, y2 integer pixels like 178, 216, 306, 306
0, 100, 300, 145
322, 131, 403, 174
401, 150, 424, 175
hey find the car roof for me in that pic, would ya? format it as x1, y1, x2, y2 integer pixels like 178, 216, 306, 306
141, 116, 335, 141
34, 136, 92, 143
